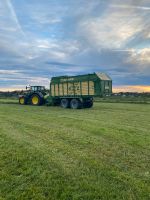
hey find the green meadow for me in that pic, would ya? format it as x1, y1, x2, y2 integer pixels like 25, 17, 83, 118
0, 100, 150, 200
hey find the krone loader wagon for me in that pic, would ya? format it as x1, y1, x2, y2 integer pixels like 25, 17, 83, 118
47, 72, 112, 108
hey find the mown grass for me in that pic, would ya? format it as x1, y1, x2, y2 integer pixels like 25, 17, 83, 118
95, 96, 150, 104
0, 98, 18, 104
0, 101, 150, 200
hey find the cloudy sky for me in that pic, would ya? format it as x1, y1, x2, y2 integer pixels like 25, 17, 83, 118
0, 0, 150, 91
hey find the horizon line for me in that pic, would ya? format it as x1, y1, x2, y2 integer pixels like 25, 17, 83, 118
0, 85, 150, 93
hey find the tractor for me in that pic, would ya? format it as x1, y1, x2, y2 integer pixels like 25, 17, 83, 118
19, 86, 48, 106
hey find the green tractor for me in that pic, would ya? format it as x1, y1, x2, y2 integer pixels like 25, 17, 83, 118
19, 86, 48, 106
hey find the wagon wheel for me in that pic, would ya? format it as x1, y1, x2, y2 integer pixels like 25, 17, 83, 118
60, 98, 70, 108
70, 99, 82, 109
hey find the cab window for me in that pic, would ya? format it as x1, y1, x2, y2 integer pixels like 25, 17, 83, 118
34, 87, 38, 91
31, 86, 37, 91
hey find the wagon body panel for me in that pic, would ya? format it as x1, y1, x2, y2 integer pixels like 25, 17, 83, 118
50, 72, 112, 98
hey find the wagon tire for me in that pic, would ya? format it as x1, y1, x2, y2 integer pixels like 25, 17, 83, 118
87, 101, 93, 108
60, 98, 70, 108
70, 99, 82, 109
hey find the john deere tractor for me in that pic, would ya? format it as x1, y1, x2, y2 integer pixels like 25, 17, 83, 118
19, 86, 48, 106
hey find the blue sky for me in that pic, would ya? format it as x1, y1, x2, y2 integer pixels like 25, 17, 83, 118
0, 0, 150, 91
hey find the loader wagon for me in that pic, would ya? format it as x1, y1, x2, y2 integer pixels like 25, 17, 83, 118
48, 72, 112, 108
19, 72, 112, 109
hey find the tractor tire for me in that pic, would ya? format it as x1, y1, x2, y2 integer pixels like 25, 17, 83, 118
19, 96, 26, 105
70, 99, 82, 109
31, 94, 42, 106
60, 98, 70, 108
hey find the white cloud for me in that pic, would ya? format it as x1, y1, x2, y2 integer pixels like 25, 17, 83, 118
110, 4, 150, 11
78, 7, 144, 49
27, 77, 49, 87
0, 70, 22, 75
0, 0, 25, 36
128, 48, 150, 67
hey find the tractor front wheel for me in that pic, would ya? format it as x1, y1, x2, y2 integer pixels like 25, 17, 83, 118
19, 97, 26, 105
31, 94, 42, 106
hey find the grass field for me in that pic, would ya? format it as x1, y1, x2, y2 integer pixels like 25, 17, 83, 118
0, 100, 150, 200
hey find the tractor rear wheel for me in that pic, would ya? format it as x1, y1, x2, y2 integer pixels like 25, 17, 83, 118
19, 97, 26, 105
60, 98, 70, 108
31, 94, 42, 106
70, 99, 82, 109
